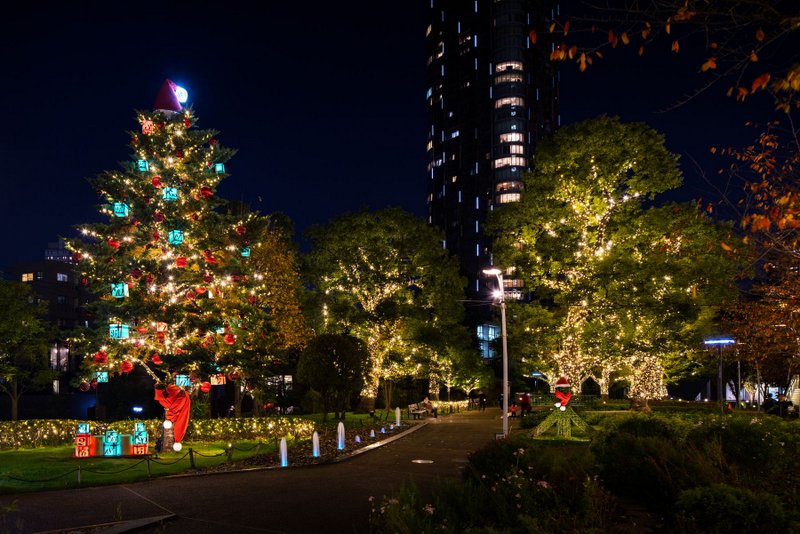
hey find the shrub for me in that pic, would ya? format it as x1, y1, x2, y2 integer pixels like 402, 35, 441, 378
674, 484, 786, 532
590, 414, 718, 510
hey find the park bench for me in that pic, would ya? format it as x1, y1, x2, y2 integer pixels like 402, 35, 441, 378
408, 403, 428, 419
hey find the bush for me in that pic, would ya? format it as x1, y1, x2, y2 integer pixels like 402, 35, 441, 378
590, 414, 718, 511
674, 484, 786, 532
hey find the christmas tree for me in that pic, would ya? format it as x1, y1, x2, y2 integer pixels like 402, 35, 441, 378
68, 80, 280, 447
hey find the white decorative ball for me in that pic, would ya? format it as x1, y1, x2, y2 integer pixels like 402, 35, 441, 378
555, 402, 561, 408
172, 442, 182, 452
559, 406, 566, 411
163, 420, 173, 429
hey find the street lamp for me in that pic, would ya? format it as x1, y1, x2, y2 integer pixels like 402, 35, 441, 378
483, 267, 509, 438
704, 338, 735, 412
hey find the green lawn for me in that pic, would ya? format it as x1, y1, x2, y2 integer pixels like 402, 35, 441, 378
0, 440, 271, 494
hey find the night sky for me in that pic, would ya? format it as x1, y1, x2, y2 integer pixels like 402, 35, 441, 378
0, 2, 776, 272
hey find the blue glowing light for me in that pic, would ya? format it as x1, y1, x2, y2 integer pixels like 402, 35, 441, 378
173, 85, 188, 103
132, 406, 143, 414
704, 338, 735, 345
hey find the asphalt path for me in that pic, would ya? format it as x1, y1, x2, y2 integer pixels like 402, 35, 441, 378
1, 408, 509, 533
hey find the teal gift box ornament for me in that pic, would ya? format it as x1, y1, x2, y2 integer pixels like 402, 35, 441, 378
109, 323, 130, 339
111, 283, 129, 298
175, 374, 191, 387
241, 247, 250, 257
168, 230, 184, 245
214, 163, 225, 174
136, 160, 149, 172
113, 202, 129, 217
162, 187, 179, 201
96, 371, 109, 383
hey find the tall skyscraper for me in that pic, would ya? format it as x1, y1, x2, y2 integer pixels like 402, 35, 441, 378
425, 0, 559, 304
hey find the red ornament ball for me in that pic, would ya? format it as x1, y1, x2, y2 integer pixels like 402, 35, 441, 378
185, 289, 196, 300
121, 361, 134, 373
176, 257, 188, 268
200, 186, 213, 199
141, 120, 155, 135
93, 351, 108, 364
203, 274, 214, 283
236, 225, 247, 235
184, 118, 192, 128
79, 381, 90, 392
107, 238, 120, 249
200, 381, 211, 393
224, 333, 236, 345
151, 353, 163, 365
131, 268, 143, 279
175, 149, 184, 159
72, 252, 83, 262
153, 212, 165, 223
152, 176, 163, 188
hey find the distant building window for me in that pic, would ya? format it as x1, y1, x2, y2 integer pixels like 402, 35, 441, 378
509, 144, 525, 155
495, 61, 523, 72
497, 193, 522, 204
500, 132, 525, 143
56, 295, 67, 305
495, 97, 525, 108
493, 156, 527, 169
21, 273, 33, 282
36, 272, 44, 280
477, 324, 499, 359
494, 72, 524, 85
495, 181, 523, 192
56, 273, 68, 282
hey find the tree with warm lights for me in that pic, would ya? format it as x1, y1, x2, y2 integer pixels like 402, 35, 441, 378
303, 208, 468, 411
490, 117, 744, 407
67, 81, 301, 441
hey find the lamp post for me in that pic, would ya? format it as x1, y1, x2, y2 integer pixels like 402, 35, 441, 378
483, 267, 509, 438
704, 338, 735, 413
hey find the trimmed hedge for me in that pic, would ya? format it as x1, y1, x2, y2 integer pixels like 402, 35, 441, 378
0, 417, 316, 450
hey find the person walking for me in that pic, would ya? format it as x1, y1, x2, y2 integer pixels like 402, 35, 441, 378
478, 391, 487, 411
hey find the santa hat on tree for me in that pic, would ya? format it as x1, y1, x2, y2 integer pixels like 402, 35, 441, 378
555, 376, 570, 388
153, 79, 183, 113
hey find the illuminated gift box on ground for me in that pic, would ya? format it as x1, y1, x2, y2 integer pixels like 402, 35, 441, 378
74, 422, 149, 458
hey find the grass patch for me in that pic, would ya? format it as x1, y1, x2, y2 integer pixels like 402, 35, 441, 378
0, 439, 272, 494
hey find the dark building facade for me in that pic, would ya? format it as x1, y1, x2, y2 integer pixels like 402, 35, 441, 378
9, 241, 90, 394
425, 0, 559, 303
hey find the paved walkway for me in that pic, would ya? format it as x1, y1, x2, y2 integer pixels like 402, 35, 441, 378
0, 408, 512, 533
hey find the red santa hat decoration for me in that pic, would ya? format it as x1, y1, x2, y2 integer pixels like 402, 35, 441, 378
153, 79, 188, 113
554, 376, 572, 411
